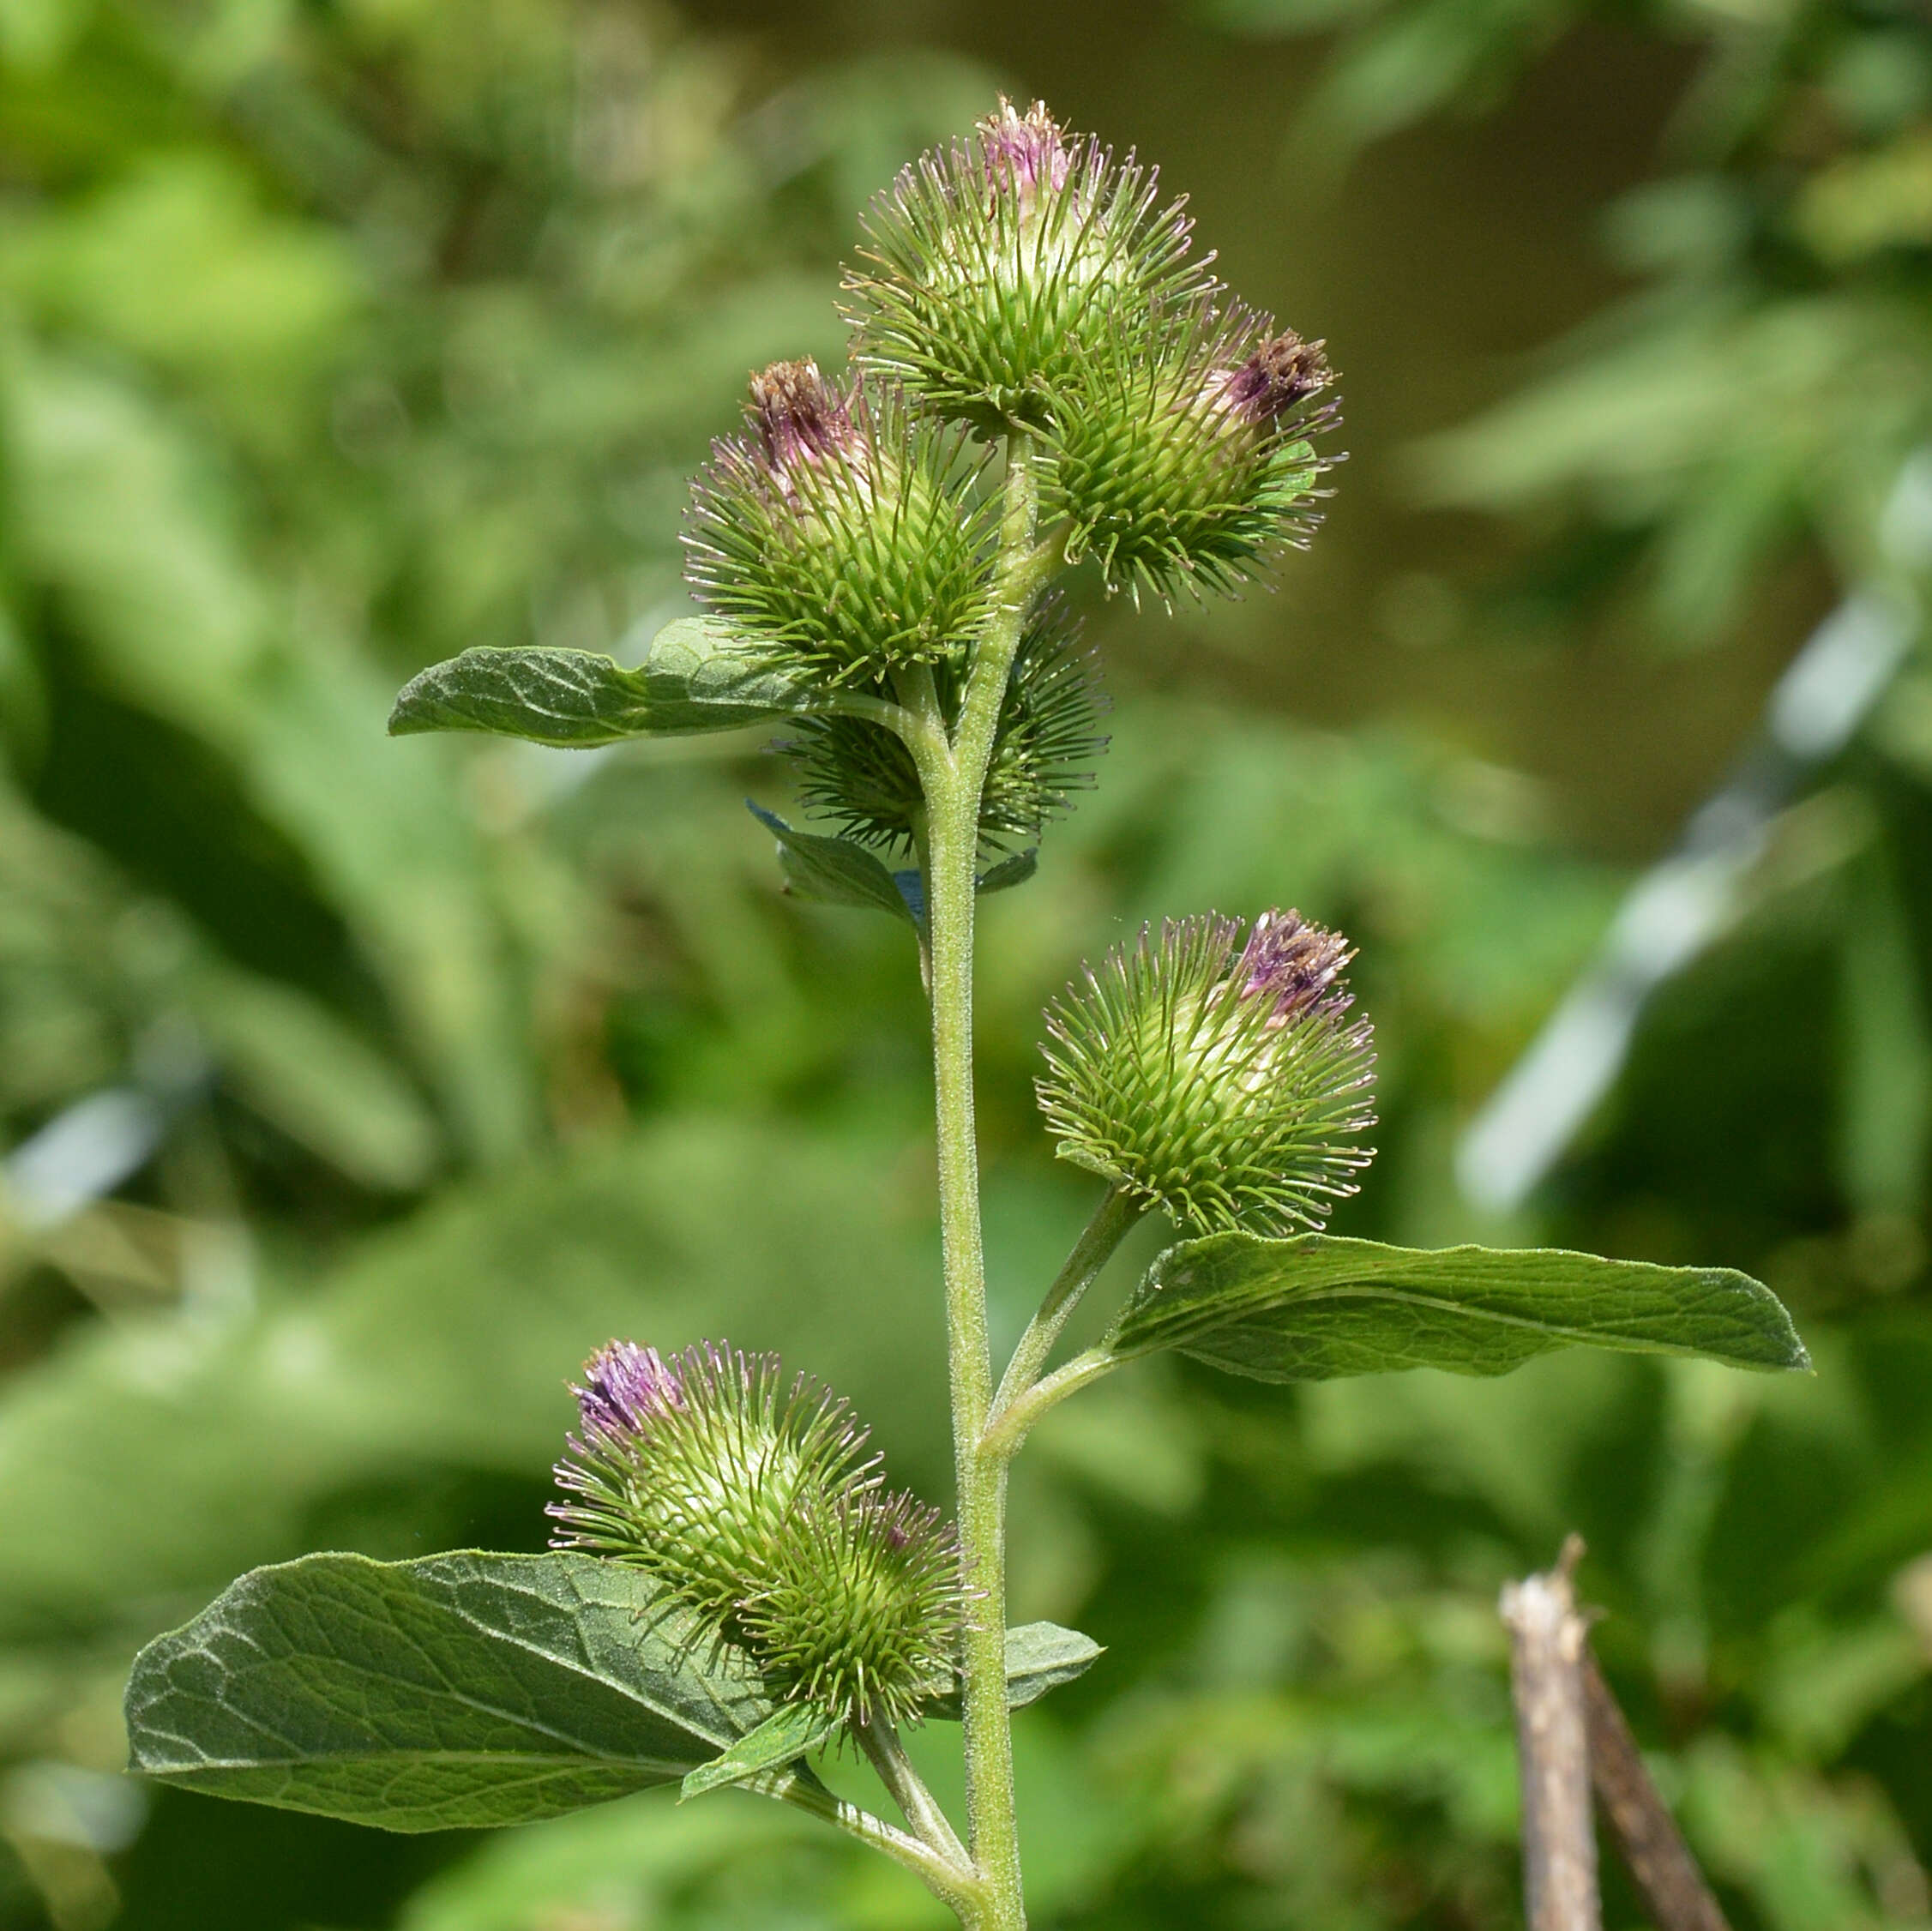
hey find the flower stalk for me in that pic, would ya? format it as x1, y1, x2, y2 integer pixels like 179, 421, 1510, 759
914, 432, 1047, 1931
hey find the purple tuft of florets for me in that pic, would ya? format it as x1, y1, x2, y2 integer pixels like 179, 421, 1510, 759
978, 98, 1073, 208
571, 1338, 683, 1445
1211, 332, 1333, 428
746, 358, 859, 484
1237, 909, 1355, 1026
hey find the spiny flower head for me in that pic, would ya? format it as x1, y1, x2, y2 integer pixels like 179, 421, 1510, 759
737, 1489, 967, 1729
549, 1339, 877, 1627
1047, 311, 1340, 605
784, 594, 1108, 857
845, 98, 1218, 429
1037, 910, 1377, 1235
549, 1338, 967, 1730
684, 362, 995, 681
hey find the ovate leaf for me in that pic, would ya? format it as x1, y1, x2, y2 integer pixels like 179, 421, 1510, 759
1110, 1232, 1809, 1382
680, 1702, 836, 1802
748, 804, 917, 925
926, 1621, 1104, 1720
388, 620, 824, 747
124, 1551, 790, 1832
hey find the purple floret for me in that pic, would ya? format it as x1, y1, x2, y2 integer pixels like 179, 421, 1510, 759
1237, 910, 1354, 1025
1214, 333, 1333, 427
747, 359, 858, 480
980, 99, 1073, 204
572, 1338, 683, 1442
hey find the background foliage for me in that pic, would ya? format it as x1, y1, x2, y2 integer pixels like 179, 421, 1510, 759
1, 0, 1929, 1925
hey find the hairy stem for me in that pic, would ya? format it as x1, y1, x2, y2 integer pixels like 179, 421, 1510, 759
782, 1778, 985, 1924
915, 433, 1047, 1931
987, 1188, 1141, 1444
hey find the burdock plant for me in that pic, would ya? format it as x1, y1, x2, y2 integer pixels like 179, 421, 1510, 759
123, 100, 1809, 1930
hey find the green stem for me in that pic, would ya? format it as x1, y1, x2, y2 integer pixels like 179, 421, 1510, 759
914, 433, 1048, 1931
980, 1344, 1118, 1461
986, 1188, 1142, 1447
858, 1718, 972, 1868
782, 1779, 985, 1923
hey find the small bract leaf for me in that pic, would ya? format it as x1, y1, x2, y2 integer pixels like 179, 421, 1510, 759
925, 1621, 1104, 1719
978, 849, 1038, 896
748, 803, 917, 924
1109, 1232, 1811, 1382
124, 1551, 791, 1832
388, 620, 823, 747
680, 1702, 837, 1802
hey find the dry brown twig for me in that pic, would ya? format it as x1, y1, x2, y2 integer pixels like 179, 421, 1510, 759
1502, 1536, 1733, 1931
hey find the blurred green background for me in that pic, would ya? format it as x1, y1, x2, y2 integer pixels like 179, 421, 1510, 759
3, 0, 1931, 1924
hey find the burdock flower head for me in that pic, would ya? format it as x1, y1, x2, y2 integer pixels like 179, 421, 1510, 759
550, 1339, 966, 1729
1047, 311, 1341, 605
1036, 910, 1377, 1235
845, 98, 1217, 428
683, 360, 994, 683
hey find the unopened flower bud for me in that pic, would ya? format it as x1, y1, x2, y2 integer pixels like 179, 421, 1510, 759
737, 1489, 966, 1729
1036, 910, 1376, 1235
846, 98, 1216, 427
684, 368, 993, 679
978, 98, 1074, 214
1048, 310, 1340, 604
550, 1339, 966, 1728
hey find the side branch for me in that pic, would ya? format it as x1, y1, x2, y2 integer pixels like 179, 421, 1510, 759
981, 1345, 1116, 1461
1500, 1535, 1600, 1931
783, 1778, 985, 1922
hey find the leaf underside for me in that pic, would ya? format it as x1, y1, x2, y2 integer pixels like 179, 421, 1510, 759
749, 803, 918, 923
124, 1551, 788, 1832
1110, 1232, 1810, 1382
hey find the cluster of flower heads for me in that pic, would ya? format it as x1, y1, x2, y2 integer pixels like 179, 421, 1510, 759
678, 99, 1337, 851
1037, 910, 1377, 1235
551, 1340, 966, 1729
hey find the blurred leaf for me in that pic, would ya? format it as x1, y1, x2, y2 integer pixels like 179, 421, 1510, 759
1109, 1232, 1810, 1380
126, 1551, 788, 1831
389, 622, 828, 747
193, 968, 440, 1191
680, 1702, 834, 1802
0, 1118, 951, 1636
748, 804, 918, 924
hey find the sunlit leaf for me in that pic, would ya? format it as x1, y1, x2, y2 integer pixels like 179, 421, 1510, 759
388, 622, 827, 747
125, 1551, 791, 1832
1109, 1231, 1809, 1381
679, 1702, 835, 1802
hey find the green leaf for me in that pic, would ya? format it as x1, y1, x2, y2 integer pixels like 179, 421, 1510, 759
977, 849, 1038, 896
926, 1621, 1104, 1720
124, 1551, 791, 1832
1109, 1232, 1810, 1382
388, 620, 824, 747
748, 804, 917, 924
679, 1702, 836, 1802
